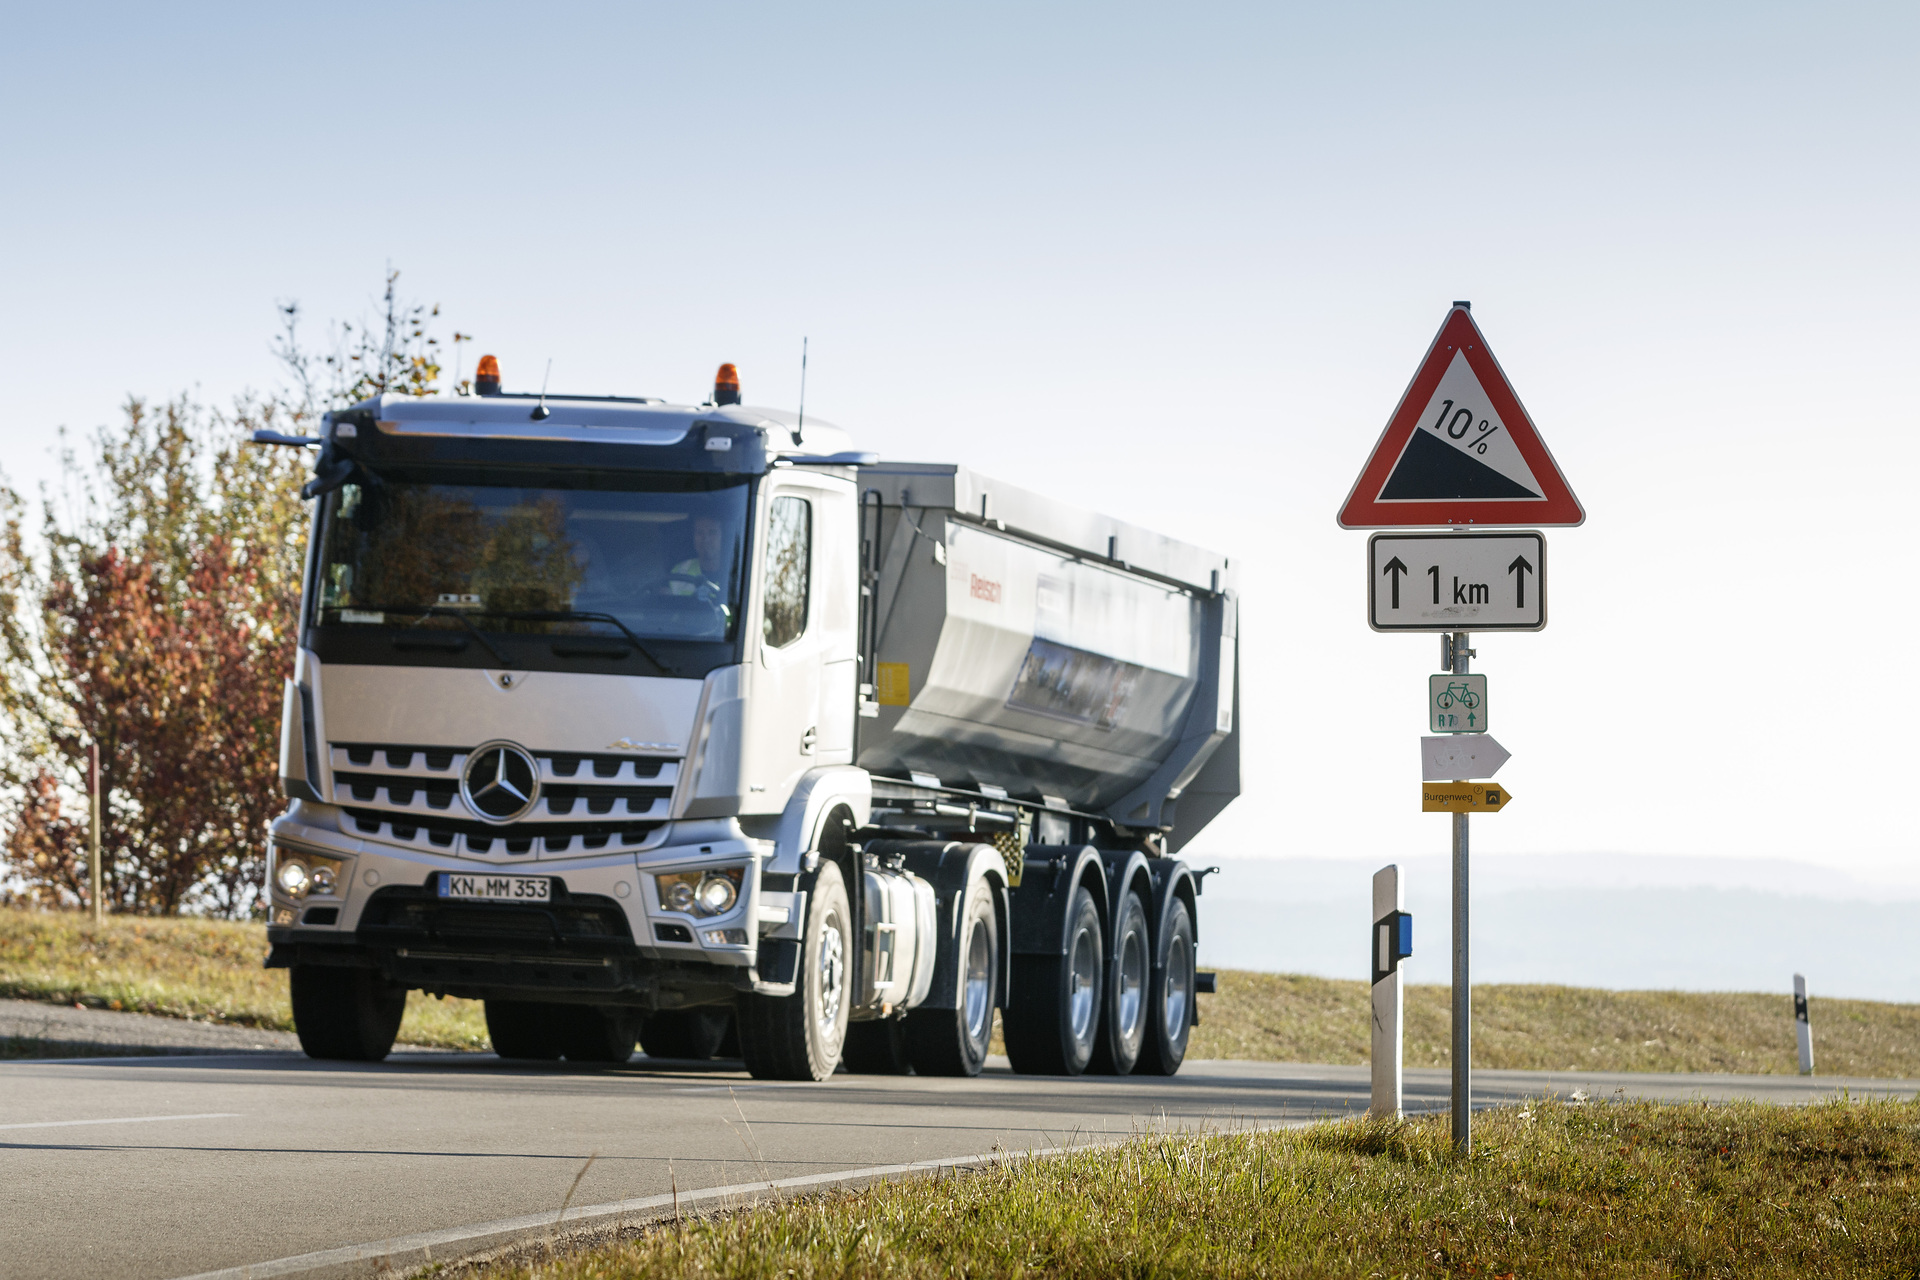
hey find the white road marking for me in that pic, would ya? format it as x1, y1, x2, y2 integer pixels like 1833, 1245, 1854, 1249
0, 1111, 241, 1132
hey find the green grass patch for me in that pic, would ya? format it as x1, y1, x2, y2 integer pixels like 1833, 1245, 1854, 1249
0, 905, 488, 1049
484, 1097, 1920, 1279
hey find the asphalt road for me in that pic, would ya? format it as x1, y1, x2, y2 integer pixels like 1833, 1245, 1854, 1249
4, 1050, 1913, 1280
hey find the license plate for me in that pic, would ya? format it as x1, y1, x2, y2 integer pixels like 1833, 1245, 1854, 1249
438, 873, 552, 902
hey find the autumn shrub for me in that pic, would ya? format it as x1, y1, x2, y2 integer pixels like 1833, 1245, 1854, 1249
0, 272, 453, 916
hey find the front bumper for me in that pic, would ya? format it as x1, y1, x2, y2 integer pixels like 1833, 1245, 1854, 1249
266, 805, 785, 1007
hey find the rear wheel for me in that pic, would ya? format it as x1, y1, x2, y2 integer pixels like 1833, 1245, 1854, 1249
840, 1018, 913, 1074
1135, 897, 1195, 1076
1002, 885, 1103, 1075
907, 877, 999, 1077
558, 1006, 639, 1064
485, 1000, 562, 1060
291, 966, 407, 1063
1089, 890, 1150, 1075
738, 859, 851, 1080
640, 1008, 733, 1061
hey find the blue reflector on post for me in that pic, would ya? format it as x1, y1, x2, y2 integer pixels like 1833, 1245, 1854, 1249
1397, 913, 1414, 958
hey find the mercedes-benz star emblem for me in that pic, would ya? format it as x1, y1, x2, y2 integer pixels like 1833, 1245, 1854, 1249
461, 741, 540, 823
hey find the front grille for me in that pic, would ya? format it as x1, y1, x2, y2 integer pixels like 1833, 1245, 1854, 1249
328, 742, 678, 858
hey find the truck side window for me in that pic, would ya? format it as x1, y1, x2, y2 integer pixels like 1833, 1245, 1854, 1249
763, 495, 811, 648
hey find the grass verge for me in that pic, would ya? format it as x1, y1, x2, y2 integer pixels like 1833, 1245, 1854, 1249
482, 1097, 1920, 1279
1194, 970, 1920, 1077
4, 907, 1918, 1074
0, 906, 488, 1049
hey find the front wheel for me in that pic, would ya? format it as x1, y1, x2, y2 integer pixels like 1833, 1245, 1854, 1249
1135, 897, 1196, 1076
485, 1000, 562, 1060
738, 859, 851, 1081
640, 1008, 733, 1061
907, 877, 999, 1077
291, 965, 407, 1062
558, 1006, 639, 1064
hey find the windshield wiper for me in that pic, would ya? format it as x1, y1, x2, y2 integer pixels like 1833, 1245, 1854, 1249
329, 605, 678, 676
414, 607, 517, 667
484, 610, 679, 677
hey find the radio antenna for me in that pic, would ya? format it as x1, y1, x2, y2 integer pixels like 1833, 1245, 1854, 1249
531, 358, 553, 420
795, 336, 808, 444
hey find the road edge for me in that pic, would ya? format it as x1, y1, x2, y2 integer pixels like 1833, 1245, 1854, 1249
172, 1121, 1320, 1280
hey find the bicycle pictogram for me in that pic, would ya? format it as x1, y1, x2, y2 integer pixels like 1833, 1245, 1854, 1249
1433, 681, 1481, 711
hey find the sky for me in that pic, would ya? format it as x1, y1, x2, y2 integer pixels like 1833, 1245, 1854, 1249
4, 3, 1917, 881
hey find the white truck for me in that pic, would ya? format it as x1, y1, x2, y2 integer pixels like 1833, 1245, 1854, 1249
258, 360, 1238, 1080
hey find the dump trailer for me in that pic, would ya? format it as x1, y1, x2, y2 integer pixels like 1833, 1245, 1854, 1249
259, 360, 1239, 1080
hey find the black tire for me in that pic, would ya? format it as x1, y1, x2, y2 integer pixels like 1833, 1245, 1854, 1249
1135, 897, 1196, 1076
485, 1000, 563, 1060
291, 965, 407, 1062
1089, 890, 1150, 1075
906, 877, 998, 1077
840, 1018, 913, 1074
558, 1006, 639, 1064
1002, 884, 1103, 1076
738, 859, 851, 1081
640, 1008, 732, 1061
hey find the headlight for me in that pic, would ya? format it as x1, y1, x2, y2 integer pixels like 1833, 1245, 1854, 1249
656, 865, 745, 917
696, 873, 737, 914
276, 859, 310, 897
272, 848, 347, 901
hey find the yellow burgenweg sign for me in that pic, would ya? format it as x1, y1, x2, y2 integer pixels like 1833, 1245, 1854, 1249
1422, 782, 1513, 813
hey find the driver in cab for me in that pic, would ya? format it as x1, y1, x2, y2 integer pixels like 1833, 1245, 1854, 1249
669, 515, 732, 622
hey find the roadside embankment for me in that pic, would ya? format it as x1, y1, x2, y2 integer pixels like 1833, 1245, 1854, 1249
4, 907, 1918, 1073
470, 1097, 1920, 1279
0, 906, 487, 1050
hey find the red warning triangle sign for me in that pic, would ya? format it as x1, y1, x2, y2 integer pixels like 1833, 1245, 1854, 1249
1337, 306, 1584, 528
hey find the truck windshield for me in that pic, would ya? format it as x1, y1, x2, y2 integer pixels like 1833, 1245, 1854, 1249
314, 476, 750, 642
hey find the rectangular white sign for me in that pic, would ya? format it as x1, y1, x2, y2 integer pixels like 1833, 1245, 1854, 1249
1368, 531, 1546, 632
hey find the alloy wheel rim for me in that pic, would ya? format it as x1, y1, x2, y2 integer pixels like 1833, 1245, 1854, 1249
1163, 934, 1190, 1040
963, 922, 992, 1046
1117, 926, 1146, 1043
817, 912, 846, 1035
1068, 926, 1099, 1044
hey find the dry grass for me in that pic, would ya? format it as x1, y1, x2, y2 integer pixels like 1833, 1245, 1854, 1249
0, 905, 488, 1049
5, 906, 1918, 1075
1194, 970, 1920, 1078
483, 1097, 1920, 1279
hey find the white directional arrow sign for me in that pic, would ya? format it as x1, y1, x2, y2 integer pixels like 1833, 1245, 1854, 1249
1369, 531, 1545, 632
1421, 735, 1511, 781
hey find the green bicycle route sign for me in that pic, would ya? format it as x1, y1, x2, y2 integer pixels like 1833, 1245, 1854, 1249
1429, 673, 1488, 733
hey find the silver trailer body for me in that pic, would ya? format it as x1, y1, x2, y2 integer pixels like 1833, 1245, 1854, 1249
261, 378, 1237, 1080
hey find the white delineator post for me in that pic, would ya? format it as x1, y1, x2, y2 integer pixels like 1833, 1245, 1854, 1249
1794, 973, 1814, 1076
1370, 863, 1407, 1118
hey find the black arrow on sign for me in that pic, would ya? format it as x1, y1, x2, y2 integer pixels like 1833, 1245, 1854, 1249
1507, 555, 1533, 609
1383, 556, 1408, 609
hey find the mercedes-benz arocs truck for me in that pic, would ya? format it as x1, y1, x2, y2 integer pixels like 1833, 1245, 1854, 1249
259, 359, 1239, 1081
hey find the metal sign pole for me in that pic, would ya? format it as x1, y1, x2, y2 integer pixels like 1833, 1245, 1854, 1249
1450, 630, 1471, 1152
